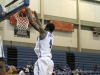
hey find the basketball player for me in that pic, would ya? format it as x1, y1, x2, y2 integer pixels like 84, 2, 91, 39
26, 8, 55, 75
0, 36, 6, 75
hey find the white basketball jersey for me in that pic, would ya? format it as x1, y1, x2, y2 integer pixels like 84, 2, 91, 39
34, 31, 54, 58
0, 36, 4, 58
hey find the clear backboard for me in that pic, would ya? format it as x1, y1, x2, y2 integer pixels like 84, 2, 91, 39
0, 0, 29, 22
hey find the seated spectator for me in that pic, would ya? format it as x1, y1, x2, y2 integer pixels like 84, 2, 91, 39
54, 64, 63, 75
23, 66, 29, 74
26, 62, 32, 68
76, 67, 82, 75
72, 69, 79, 75
55, 64, 63, 71
62, 64, 71, 75
16, 68, 20, 74
19, 69, 25, 75
52, 70, 56, 75
93, 65, 98, 73
6, 64, 17, 75
5, 62, 9, 72
55, 69, 63, 75
63, 64, 71, 71
29, 65, 34, 75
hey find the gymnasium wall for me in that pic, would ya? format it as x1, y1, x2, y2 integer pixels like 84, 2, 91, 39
43, 0, 100, 23
80, 1, 100, 23
81, 29, 100, 50
2, 0, 100, 50
44, 0, 76, 19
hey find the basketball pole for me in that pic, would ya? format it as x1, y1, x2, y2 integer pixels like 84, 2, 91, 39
40, 0, 44, 26
76, 0, 81, 52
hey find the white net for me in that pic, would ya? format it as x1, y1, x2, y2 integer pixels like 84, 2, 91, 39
13, 12, 29, 30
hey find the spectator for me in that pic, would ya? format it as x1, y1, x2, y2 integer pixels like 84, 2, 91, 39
52, 70, 56, 75
29, 65, 33, 75
26, 62, 32, 68
72, 69, 79, 75
63, 64, 71, 71
5, 62, 9, 72
93, 65, 98, 73
17, 68, 20, 74
54, 64, 65, 75
19, 69, 25, 75
63, 64, 71, 75
23, 66, 29, 74
55, 64, 63, 71
6, 64, 17, 75
76, 67, 82, 75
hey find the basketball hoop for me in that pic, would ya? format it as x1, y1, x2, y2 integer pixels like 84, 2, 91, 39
10, 8, 35, 38
13, 12, 29, 30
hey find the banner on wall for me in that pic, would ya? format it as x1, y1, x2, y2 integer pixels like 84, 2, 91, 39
50, 20, 74, 32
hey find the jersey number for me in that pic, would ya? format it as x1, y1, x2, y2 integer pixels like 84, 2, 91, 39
49, 39, 52, 49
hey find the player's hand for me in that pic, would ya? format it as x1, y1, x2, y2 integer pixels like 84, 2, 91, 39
25, 7, 30, 11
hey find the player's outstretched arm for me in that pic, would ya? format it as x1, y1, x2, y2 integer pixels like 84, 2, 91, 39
34, 11, 42, 27
26, 8, 46, 38
26, 8, 42, 31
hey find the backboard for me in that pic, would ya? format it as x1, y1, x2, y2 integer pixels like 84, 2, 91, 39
0, 0, 29, 22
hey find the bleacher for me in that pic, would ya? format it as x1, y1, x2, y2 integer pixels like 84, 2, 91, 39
3, 45, 67, 68
3, 45, 100, 71
52, 50, 66, 67
74, 52, 100, 71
